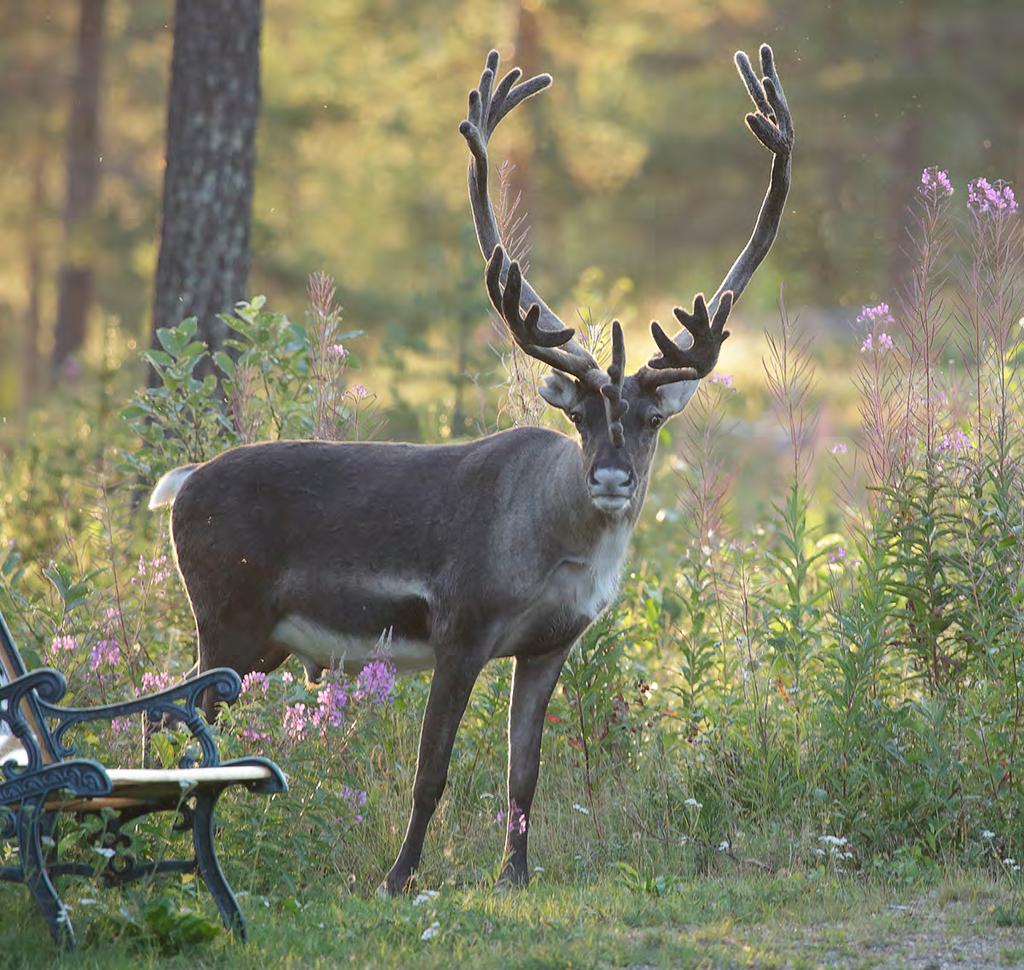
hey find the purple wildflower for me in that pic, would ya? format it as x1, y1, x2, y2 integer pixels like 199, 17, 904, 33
919, 167, 953, 199
314, 681, 347, 730
829, 547, 847, 564
356, 660, 396, 705
877, 332, 894, 350
830, 443, 848, 456
709, 373, 734, 388
341, 786, 368, 823
507, 800, 527, 835
968, 177, 1017, 215
141, 671, 172, 694
856, 303, 895, 327
283, 703, 310, 740
328, 343, 348, 358
89, 638, 120, 671
48, 634, 78, 658
281, 671, 294, 684
351, 384, 369, 400
241, 671, 270, 695
938, 429, 972, 454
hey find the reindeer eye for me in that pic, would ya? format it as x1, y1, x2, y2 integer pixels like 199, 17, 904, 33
570, 412, 583, 428
649, 413, 664, 429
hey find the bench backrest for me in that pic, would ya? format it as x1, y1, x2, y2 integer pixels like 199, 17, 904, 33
0, 611, 57, 766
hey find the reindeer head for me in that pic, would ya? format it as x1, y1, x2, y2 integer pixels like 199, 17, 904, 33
460, 45, 794, 516
485, 249, 734, 514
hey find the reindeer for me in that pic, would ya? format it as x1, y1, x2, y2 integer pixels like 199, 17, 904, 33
149, 45, 793, 893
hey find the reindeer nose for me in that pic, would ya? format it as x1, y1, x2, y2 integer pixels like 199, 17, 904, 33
589, 466, 634, 492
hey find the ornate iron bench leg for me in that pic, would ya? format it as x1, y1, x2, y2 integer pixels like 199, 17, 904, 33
191, 787, 247, 941
18, 796, 75, 948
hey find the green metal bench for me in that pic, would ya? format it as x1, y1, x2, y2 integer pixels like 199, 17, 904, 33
0, 610, 287, 947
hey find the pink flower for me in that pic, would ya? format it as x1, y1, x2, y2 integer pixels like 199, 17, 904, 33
351, 384, 369, 400
919, 167, 953, 199
48, 634, 78, 658
709, 373, 734, 388
328, 343, 348, 358
830, 443, 848, 456
241, 671, 270, 695
89, 639, 120, 671
141, 671, 173, 694
341, 786, 367, 824
968, 177, 1017, 214
356, 660, 396, 705
856, 303, 894, 326
860, 331, 893, 354
283, 703, 310, 740
938, 429, 972, 454
313, 680, 347, 730
281, 671, 294, 684
507, 801, 527, 835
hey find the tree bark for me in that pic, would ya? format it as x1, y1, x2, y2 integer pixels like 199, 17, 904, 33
151, 0, 262, 374
22, 161, 46, 411
51, 0, 106, 376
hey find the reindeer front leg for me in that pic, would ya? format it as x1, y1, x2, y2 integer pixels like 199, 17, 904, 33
499, 647, 572, 888
381, 655, 485, 895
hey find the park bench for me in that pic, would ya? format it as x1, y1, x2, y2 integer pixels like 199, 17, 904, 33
0, 610, 287, 947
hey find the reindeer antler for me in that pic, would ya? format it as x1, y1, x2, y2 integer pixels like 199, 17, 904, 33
484, 246, 604, 386
599, 322, 628, 446
636, 43, 793, 388
460, 51, 596, 363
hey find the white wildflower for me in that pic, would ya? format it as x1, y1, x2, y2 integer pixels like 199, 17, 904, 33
982, 830, 996, 840
421, 921, 440, 941
684, 798, 703, 809
718, 839, 730, 852
412, 891, 439, 907
572, 803, 590, 816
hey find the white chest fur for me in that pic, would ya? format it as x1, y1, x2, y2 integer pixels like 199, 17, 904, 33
574, 522, 631, 619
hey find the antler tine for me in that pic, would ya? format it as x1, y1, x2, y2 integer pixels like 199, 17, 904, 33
600, 321, 628, 447
707, 43, 793, 315
461, 50, 601, 374
486, 247, 603, 384
635, 45, 792, 387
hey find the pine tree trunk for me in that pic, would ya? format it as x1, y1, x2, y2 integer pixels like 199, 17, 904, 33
150, 0, 262, 374
51, 0, 106, 376
22, 162, 46, 411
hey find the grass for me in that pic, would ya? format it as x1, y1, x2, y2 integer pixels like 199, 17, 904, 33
1, 869, 1020, 968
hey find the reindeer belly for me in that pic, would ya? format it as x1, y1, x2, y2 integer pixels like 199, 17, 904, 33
270, 575, 434, 674
271, 616, 435, 674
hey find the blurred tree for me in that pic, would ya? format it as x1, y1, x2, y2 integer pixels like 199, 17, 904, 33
51, 0, 107, 376
150, 0, 262, 371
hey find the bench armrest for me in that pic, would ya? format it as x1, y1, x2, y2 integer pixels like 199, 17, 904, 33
0, 668, 67, 775
0, 758, 111, 816
0, 668, 68, 709
38, 668, 242, 769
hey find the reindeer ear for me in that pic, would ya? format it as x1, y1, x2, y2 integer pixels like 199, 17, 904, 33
655, 377, 700, 417
538, 371, 582, 412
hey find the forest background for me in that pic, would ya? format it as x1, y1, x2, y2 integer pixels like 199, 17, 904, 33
2, 2, 1024, 964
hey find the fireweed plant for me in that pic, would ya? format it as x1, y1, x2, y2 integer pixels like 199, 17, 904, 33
0, 168, 1023, 936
